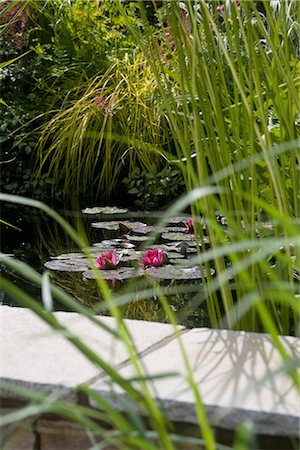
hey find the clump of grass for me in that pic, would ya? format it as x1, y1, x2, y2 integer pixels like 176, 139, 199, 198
124, 0, 300, 335
0, 2, 299, 448
35, 54, 172, 200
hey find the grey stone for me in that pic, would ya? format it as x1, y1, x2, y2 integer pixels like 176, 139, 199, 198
0, 306, 183, 400
90, 328, 300, 436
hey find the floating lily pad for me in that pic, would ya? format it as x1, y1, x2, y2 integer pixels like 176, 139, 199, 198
51, 252, 86, 260
168, 216, 189, 224
91, 221, 120, 231
91, 221, 149, 234
93, 239, 125, 247
165, 252, 185, 259
119, 251, 143, 262
120, 242, 135, 249
184, 247, 198, 254
168, 259, 181, 265
164, 227, 187, 233
161, 232, 195, 242
125, 235, 156, 242
44, 259, 89, 272
82, 206, 128, 215
88, 242, 135, 255
83, 267, 143, 280
145, 265, 214, 280
161, 232, 210, 244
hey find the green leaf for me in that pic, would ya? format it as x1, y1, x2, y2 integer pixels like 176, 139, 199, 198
128, 187, 139, 194
0, 51, 31, 69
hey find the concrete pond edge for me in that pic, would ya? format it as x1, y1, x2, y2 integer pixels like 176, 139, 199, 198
1, 305, 299, 445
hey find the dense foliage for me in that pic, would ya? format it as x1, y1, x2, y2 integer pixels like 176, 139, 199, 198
0, 1, 299, 449
1, 0, 156, 206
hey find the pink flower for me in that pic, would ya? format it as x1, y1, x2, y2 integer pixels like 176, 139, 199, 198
143, 248, 165, 268
217, 4, 225, 15
96, 250, 119, 270
105, 107, 113, 117
185, 218, 194, 234
94, 95, 107, 110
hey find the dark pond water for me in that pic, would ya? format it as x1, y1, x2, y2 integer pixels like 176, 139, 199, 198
0, 204, 215, 328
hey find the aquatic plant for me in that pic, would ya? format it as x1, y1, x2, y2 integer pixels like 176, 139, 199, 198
185, 219, 194, 234
96, 250, 120, 270
142, 248, 165, 268
1, 1, 299, 449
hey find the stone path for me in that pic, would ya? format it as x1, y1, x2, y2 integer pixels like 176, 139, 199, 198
1, 305, 299, 449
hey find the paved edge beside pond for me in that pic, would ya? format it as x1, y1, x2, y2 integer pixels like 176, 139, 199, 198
0, 305, 299, 438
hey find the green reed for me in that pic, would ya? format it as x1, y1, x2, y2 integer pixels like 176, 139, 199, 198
125, 0, 299, 336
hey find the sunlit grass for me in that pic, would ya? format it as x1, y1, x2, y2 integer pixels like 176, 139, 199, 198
0, 1, 299, 448
124, 0, 300, 335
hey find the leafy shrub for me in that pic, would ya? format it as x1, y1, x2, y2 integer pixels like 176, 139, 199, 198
123, 164, 185, 210
0, 0, 141, 204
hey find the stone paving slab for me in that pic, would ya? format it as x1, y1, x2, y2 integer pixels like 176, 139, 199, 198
0, 306, 183, 399
90, 328, 300, 436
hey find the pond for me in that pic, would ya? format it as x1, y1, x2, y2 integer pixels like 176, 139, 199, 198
1, 203, 298, 335
1, 204, 221, 328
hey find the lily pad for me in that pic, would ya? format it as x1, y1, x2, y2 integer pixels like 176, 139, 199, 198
164, 227, 187, 233
44, 259, 89, 272
91, 221, 120, 231
91, 221, 150, 234
164, 252, 185, 259
82, 206, 128, 215
119, 250, 143, 262
168, 259, 185, 265
161, 232, 195, 242
89, 241, 135, 255
168, 216, 189, 224
145, 265, 215, 280
51, 252, 86, 260
153, 243, 197, 255
125, 235, 156, 242
161, 232, 209, 244
83, 267, 143, 280
93, 239, 125, 247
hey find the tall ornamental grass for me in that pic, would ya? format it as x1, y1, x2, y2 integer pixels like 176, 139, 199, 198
0, 1, 299, 448
124, 0, 300, 335
35, 54, 172, 200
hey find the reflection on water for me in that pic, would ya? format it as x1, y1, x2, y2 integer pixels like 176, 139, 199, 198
0, 207, 211, 328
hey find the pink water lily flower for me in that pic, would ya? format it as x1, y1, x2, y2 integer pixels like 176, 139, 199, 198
96, 250, 119, 270
143, 248, 165, 268
185, 218, 194, 234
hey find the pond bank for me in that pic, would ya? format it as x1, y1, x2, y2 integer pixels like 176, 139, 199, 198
1, 305, 299, 449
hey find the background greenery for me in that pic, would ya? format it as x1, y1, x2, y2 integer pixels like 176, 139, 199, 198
1, 0, 181, 207
0, 1, 299, 449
